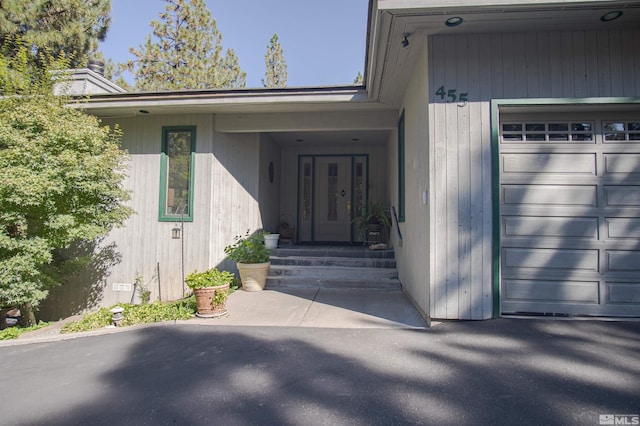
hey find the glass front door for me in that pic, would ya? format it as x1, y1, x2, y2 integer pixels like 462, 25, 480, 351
298, 155, 368, 243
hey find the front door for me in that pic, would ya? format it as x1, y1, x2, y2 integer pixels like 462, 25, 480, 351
298, 155, 367, 243
315, 157, 351, 242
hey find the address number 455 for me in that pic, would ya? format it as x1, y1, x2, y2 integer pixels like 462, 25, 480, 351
435, 86, 468, 106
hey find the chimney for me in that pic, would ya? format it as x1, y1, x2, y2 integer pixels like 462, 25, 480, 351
87, 59, 105, 76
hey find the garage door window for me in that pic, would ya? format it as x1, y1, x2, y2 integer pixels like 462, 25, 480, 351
604, 121, 640, 141
501, 122, 594, 142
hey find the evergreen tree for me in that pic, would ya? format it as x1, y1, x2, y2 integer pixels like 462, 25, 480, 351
262, 33, 287, 88
0, 43, 132, 324
0, 0, 111, 68
218, 48, 246, 89
124, 0, 246, 91
353, 71, 364, 85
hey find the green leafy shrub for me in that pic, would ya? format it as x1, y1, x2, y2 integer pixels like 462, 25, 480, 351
185, 268, 234, 289
61, 298, 196, 333
0, 321, 50, 340
224, 230, 271, 264
60, 307, 114, 333
0, 43, 133, 324
122, 300, 195, 325
135, 273, 151, 304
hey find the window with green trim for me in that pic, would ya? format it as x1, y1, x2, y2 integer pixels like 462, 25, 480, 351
159, 126, 195, 221
398, 110, 406, 222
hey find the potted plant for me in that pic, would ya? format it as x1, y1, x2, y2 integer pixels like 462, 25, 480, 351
224, 230, 271, 291
352, 201, 392, 241
185, 268, 234, 318
263, 232, 280, 249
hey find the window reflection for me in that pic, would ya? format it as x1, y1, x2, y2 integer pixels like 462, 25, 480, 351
165, 130, 192, 216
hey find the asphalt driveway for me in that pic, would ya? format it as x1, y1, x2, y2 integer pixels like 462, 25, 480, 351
1, 318, 639, 425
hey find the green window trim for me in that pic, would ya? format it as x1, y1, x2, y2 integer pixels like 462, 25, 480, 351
159, 126, 196, 222
398, 110, 406, 222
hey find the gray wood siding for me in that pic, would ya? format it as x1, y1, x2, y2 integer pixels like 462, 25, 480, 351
208, 131, 263, 273
41, 114, 265, 318
100, 114, 222, 304
259, 133, 282, 233
427, 29, 640, 320
391, 46, 431, 320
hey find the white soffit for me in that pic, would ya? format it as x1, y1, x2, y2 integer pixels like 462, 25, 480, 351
368, 0, 640, 104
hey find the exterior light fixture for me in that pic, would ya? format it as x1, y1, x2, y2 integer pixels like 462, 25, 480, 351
600, 11, 623, 22
172, 225, 181, 239
401, 33, 410, 48
445, 16, 464, 27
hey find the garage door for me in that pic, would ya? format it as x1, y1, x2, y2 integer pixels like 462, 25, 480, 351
499, 114, 640, 316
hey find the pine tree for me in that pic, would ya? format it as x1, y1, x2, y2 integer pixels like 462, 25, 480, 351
124, 0, 246, 91
262, 33, 287, 88
353, 71, 364, 85
0, 0, 110, 68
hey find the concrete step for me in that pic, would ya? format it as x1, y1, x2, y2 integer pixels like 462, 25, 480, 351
266, 276, 402, 291
270, 247, 395, 259
268, 265, 398, 280
270, 255, 396, 269
266, 275, 401, 290
267, 245, 400, 291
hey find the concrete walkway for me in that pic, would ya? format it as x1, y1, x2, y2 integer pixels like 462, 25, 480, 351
4, 286, 426, 345
204, 287, 427, 329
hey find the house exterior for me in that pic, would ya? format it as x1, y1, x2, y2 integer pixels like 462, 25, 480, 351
41, 0, 640, 321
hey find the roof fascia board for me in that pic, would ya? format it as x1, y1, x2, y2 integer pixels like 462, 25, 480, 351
77, 87, 374, 113
378, 0, 628, 11
215, 109, 398, 133
366, 8, 394, 102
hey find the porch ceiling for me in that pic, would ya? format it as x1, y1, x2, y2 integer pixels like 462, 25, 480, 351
267, 129, 391, 146
368, 0, 640, 105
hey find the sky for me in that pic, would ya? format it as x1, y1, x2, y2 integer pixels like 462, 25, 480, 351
99, 0, 369, 88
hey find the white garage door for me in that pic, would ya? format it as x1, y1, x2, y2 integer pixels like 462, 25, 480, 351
499, 114, 640, 316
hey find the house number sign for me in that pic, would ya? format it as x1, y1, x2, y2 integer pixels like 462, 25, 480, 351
434, 86, 468, 107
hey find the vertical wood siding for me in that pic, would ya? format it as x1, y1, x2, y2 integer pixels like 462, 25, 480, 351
41, 113, 266, 318
100, 114, 223, 304
208, 131, 262, 273
428, 29, 640, 319
258, 133, 282, 233
392, 46, 431, 319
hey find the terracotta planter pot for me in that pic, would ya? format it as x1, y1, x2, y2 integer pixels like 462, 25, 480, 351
193, 283, 230, 318
237, 262, 270, 291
